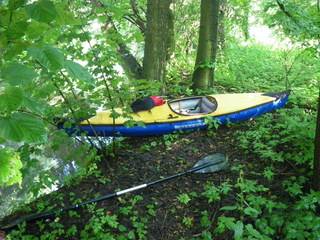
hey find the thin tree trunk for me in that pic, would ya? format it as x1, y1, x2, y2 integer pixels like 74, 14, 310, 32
107, 19, 143, 80
313, 89, 320, 190
90, 0, 144, 80
192, 0, 220, 90
218, 0, 226, 50
117, 42, 143, 79
143, 0, 174, 92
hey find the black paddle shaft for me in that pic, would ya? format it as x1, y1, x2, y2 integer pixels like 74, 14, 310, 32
0, 160, 223, 232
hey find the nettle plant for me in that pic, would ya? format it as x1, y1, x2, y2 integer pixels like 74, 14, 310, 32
189, 161, 320, 240
79, 195, 152, 240
222, 109, 319, 239
236, 108, 315, 166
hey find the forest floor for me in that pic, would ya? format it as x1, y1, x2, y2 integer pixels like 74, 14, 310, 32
1, 123, 302, 239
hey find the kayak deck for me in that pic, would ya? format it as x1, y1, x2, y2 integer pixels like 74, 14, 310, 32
82, 93, 282, 126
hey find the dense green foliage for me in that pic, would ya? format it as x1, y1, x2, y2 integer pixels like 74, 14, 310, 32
217, 44, 319, 105
0, 0, 319, 239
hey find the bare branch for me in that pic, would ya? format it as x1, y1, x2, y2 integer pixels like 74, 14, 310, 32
123, 15, 145, 33
127, 0, 146, 33
276, 0, 293, 18
276, 0, 299, 25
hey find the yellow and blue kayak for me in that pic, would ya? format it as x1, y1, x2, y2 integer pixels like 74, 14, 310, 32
67, 91, 289, 137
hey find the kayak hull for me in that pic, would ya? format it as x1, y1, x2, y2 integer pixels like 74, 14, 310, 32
67, 91, 289, 137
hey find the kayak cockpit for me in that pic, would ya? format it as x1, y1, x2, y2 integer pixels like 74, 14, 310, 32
168, 96, 217, 115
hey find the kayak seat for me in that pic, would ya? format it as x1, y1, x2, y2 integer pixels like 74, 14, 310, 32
200, 97, 216, 113
169, 96, 217, 115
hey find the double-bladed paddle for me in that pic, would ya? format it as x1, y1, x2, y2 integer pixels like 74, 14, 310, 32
0, 153, 228, 232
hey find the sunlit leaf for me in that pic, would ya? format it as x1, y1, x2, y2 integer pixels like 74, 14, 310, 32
0, 148, 23, 186
26, 21, 49, 39
55, 3, 81, 25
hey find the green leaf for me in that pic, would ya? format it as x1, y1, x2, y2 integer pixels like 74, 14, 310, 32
0, 112, 46, 143
0, 86, 23, 112
13, 112, 47, 143
26, 21, 49, 39
0, 148, 23, 186
8, 0, 26, 10
64, 60, 93, 83
22, 96, 46, 114
201, 231, 212, 240
1, 62, 37, 85
55, 3, 81, 25
233, 221, 244, 240
216, 216, 236, 234
105, 215, 119, 228
245, 224, 263, 238
28, 46, 64, 71
26, 0, 57, 23
220, 205, 238, 211
244, 207, 260, 218
203, 184, 221, 203
3, 41, 31, 60
0, 116, 26, 142
6, 21, 28, 40
200, 211, 211, 228
0, 34, 8, 50
177, 193, 191, 205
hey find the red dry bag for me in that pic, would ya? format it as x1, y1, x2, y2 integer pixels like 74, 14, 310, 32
150, 96, 165, 106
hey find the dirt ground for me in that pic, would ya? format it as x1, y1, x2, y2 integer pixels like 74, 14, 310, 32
1, 125, 278, 239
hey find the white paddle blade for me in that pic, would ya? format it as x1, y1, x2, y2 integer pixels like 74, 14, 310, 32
194, 153, 228, 173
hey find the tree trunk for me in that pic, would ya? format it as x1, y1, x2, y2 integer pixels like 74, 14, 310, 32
91, 0, 144, 80
192, 0, 220, 90
218, 0, 226, 50
143, 0, 174, 91
107, 21, 143, 80
116, 41, 143, 79
313, 89, 320, 190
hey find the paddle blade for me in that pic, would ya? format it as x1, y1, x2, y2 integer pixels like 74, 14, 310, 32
193, 153, 228, 173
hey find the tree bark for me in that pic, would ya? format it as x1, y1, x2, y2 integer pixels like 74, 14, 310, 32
107, 20, 143, 80
192, 0, 220, 90
106, 20, 143, 79
313, 89, 320, 190
90, 0, 144, 79
218, 0, 226, 50
143, 0, 174, 91
116, 41, 143, 79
